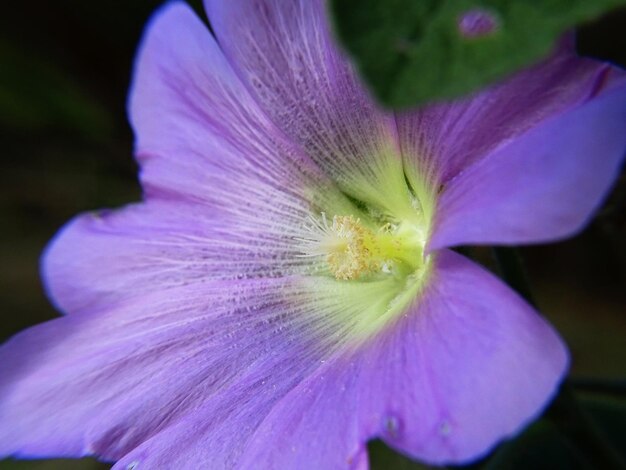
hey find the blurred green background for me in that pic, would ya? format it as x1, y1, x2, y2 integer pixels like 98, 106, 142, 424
0, 1, 625, 469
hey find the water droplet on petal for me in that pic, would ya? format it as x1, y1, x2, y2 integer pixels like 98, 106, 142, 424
127, 461, 139, 470
383, 414, 402, 438
439, 420, 452, 436
458, 9, 500, 39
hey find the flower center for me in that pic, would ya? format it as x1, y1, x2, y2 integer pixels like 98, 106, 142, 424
299, 213, 425, 280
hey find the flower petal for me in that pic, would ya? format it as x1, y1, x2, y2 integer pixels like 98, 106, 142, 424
12, 245, 566, 467
44, 197, 351, 314
16, 201, 426, 465
2, 266, 421, 466
429, 82, 626, 250
397, 39, 621, 187
229, 250, 567, 467
204, 0, 412, 215
0, 277, 330, 461
50, 2, 363, 315
129, 2, 337, 209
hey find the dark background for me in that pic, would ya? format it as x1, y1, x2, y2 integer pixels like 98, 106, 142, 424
0, 2, 625, 469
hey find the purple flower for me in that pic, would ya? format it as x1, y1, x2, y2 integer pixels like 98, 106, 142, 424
1, 1, 625, 468
458, 9, 500, 39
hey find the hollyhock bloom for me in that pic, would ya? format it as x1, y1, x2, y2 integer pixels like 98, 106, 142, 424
2, 0, 626, 468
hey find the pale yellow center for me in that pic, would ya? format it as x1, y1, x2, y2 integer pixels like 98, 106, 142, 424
325, 215, 378, 280
300, 213, 425, 281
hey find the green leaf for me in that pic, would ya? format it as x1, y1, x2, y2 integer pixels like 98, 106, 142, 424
329, 0, 626, 109
0, 458, 108, 470
368, 440, 433, 469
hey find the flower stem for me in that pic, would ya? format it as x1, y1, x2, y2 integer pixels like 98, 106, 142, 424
492, 246, 626, 470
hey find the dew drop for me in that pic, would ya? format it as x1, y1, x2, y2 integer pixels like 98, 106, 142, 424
127, 461, 139, 470
439, 420, 452, 436
458, 8, 500, 39
250, 75, 264, 91
383, 414, 402, 438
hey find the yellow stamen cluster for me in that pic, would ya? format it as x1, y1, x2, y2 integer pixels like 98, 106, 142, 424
325, 215, 380, 280
299, 213, 423, 281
